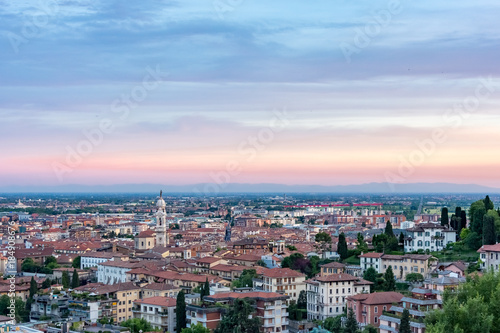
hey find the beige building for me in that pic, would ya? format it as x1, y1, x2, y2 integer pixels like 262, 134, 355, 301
478, 243, 500, 272
133, 297, 177, 333
262, 268, 306, 302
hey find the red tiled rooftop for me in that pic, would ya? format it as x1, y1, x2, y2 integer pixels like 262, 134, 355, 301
263, 268, 305, 278
134, 296, 176, 307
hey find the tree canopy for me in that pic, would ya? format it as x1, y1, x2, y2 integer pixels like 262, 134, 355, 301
214, 298, 260, 333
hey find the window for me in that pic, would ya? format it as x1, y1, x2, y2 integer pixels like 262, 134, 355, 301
383, 306, 387, 311
374, 316, 378, 323
374, 306, 378, 313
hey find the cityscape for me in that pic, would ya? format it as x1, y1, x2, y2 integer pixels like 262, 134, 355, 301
1, 1, 500, 333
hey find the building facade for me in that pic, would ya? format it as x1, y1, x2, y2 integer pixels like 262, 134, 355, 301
133, 297, 177, 333
404, 223, 456, 252
477, 243, 500, 272
263, 268, 306, 303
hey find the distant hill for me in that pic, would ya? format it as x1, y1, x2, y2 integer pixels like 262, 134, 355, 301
1, 182, 500, 193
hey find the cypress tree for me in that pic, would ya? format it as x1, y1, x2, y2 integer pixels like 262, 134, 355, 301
460, 211, 467, 230
176, 290, 187, 330
338, 233, 348, 262
441, 207, 449, 227
483, 215, 497, 245
484, 195, 494, 211
344, 308, 359, 333
29, 277, 38, 299
204, 278, 210, 298
71, 269, 80, 288
384, 266, 396, 291
385, 221, 394, 238
400, 308, 411, 333
62, 270, 70, 289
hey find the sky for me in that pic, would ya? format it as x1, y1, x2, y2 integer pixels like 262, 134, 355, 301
1, 0, 500, 188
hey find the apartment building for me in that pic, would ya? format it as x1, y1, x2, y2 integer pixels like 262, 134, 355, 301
319, 262, 346, 276
187, 291, 290, 333
80, 252, 128, 269
263, 268, 306, 302
347, 292, 403, 328
360, 253, 435, 280
379, 287, 442, 333
477, 243, 500, 272
133, 297, 177, 333
404, 223, 456, 252
306, 273, 372, 320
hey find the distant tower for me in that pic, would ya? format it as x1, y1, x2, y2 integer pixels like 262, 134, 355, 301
306, 227, 310, 242
224, 217, 232, 242
156, 190, 168, 247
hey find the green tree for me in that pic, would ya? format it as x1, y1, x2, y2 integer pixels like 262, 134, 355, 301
203, 278, 210, 298
405, 273, 424, 283
62, 270, 70, 289
214, 298, 260, 333
0, 295, 28, 323
384, 266, 396, 291
465, 231, 482, 250
256, 259, 267, 267
362, 326, 377, 333
72, 256, 81, 269
181, 323, 211, 333
399, 308, 411, 333
232, 269, 258, 288
460, 210, 468, 232
363, 267, 377, 284
72, 269, 80, 288
44, 256, 58, 269
323, 315, 343, 332
21, 258, 39, 273
121, 318, 155, 333
484, 195, 494, 211
483, 215, 497, 245
426, 271, 500, 333
297, 290, 307, 309
357, 233, 368, 253
176, 290, 187, 331
315, 232, 332, 243
385, 221, 394, 238
41, 278, 51, 289
344, 308, 359, 333
338, 233, 349, 262
398, 232, 405, 248
470, 200, 486, 235
441, 207, 449, 227
29, 276, 38, 299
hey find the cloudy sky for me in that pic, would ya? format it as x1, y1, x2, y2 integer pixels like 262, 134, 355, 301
1, 0, 500, 188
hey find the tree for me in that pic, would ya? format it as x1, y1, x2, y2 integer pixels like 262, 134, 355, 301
72, 269, 80, 288
470, 200, 486, 235
405, 273, 424, 283
203, 278, 210, 298
400, 308, 411, 333
386, 236, 400, 252
297, 290, 307, 309
384, 266, 396, 291
465, 231, 482, 250
399, 232, 405, 248
363, 267, 377, 284
72, 256, 81, 269
233, 269, 258, 288
338, 233, 349, 262
121, 318, 155, 333
181, 323, 210, 333
214, 298, 260, 333
357, 233, 368, 253
323, 315, 343, 332
176, 290, 187, 331
425, 271, 500, 333
256, 259, 267, 267
344, 308, 359, 333
29, 276, 38, 299
385, 221, 394, 238
460, 210, 467, 232
41, 278, 51, 289
21, 258, 39, 273
483, 215, 497, 245
0, 295, 28, 323
484, 195, 494, 211
44, 256, 58, 268
450, 215, 461, 231
62, 270, 70, 288
362, 326, 377, 333
441, 207, 449, 227
315, 232, 332, 243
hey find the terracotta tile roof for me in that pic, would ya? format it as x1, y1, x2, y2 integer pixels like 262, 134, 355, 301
359, 252, 383, 259
263, 268, 305, 278
134, 296, 176, 307
320, 262, 346, 268
137, 229, 155, 238
312, 273, 359, 282
477, 243, 500, 252
206, 291, 288, 301
348, 291, 403, 305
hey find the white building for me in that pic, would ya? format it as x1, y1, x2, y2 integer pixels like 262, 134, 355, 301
404, 223, 456, 252
307, 273, 372, 320
156, 191, 169, 247
478, 243, 500, 272
97, 261, 139, 284
359, 252, 384, 273
80, 252, 128, 269
133, 296, 177, 333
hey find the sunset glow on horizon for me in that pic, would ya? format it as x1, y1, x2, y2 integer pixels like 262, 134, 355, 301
1, 1, 500, 189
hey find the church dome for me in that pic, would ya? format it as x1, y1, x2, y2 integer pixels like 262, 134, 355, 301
157, 197, 166, 208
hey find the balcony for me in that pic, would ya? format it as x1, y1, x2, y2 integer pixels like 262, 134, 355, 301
263, 322, 276, 328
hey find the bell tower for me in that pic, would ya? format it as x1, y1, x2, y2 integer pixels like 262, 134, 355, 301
156, 190, 168, 247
